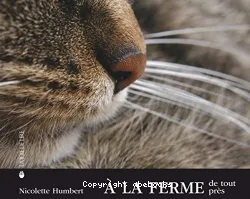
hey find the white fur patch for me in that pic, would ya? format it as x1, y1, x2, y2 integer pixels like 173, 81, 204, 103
40, 127, 82, 166
83, 88, 128, 126
40, 89, 128, 166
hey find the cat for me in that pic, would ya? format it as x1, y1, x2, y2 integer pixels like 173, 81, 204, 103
0, 0, 146, 167
1, 0, 250, 168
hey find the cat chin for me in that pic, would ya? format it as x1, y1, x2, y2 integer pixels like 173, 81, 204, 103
46, 89, 128, 166
20, 89, 129, 168
82, 88, 128, 127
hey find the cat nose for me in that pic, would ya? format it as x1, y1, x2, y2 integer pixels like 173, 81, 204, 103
111, 53, 146, 92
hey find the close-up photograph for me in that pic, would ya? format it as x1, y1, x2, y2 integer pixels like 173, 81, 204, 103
0, 0, 249, 198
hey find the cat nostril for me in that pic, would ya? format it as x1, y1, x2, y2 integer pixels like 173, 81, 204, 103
111, 54, 146, 93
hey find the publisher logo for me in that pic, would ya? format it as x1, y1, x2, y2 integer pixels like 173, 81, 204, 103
19, 171, 25, 179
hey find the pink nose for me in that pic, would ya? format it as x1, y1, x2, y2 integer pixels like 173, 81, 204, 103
111, 53, 146, 92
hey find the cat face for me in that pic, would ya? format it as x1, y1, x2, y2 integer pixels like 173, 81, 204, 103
0, 0, 146, 134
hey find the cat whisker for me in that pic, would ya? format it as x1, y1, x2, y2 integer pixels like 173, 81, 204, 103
146, 61, 250, 90
144, 74, 225, 98
145, 38, 250, 62
0, 81, 20, 87
128, 89, 194, 110
122, 100, 250, 148
131, 79, 250, 133
145, 24, 250, 38
144, 67, 250, 101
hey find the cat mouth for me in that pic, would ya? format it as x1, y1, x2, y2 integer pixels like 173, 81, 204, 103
81, 88, 128, 126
